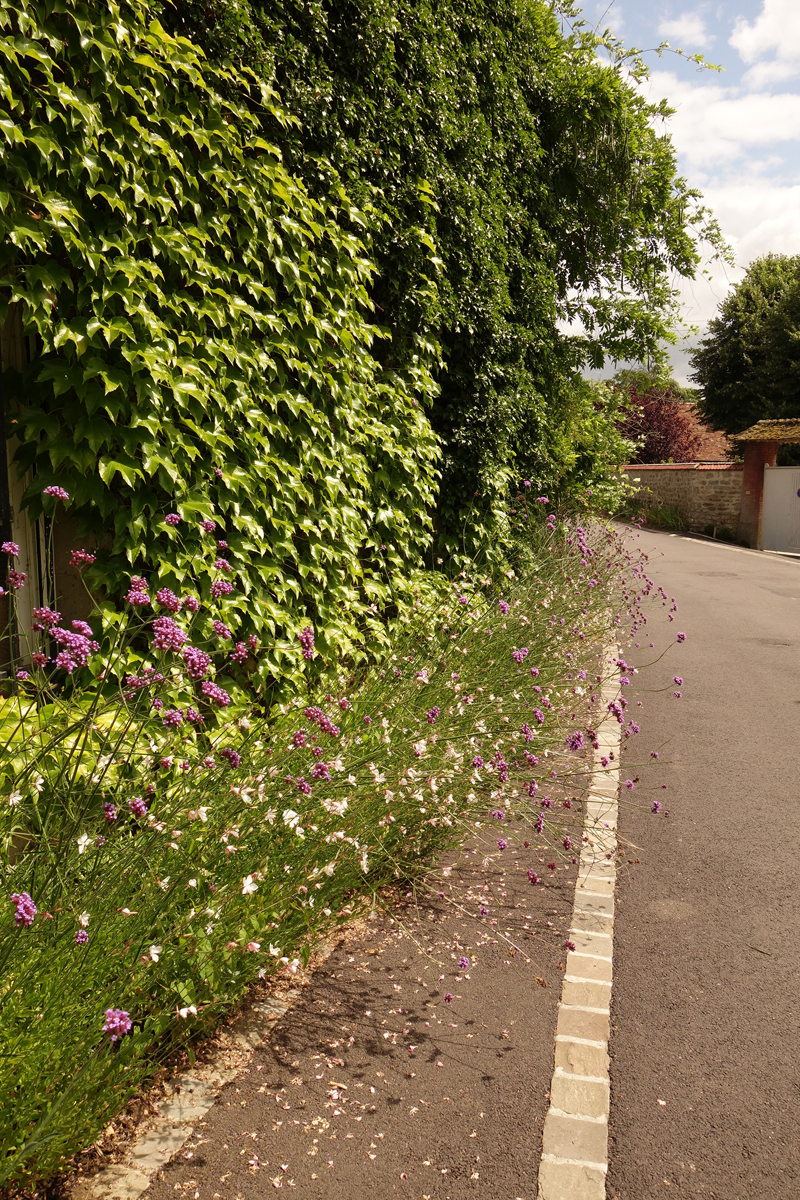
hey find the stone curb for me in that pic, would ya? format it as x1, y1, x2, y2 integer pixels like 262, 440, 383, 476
537, 657, 621, 1200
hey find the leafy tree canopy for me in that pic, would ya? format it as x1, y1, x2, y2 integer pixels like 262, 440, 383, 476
691, 253, 800, 435
611, 370, 702, 464
164, 0, 728, 555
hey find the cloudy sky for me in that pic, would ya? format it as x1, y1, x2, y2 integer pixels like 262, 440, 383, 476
590, 0, 800, 382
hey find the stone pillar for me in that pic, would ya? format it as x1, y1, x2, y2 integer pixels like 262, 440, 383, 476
737, 441, 778, 548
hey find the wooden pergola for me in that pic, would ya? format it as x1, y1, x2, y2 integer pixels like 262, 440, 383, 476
735, 419, 800, 548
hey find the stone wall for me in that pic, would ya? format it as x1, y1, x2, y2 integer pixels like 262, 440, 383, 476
623, 463, 743, 532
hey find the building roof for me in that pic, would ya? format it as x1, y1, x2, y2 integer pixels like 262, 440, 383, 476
734, 419, 800, 443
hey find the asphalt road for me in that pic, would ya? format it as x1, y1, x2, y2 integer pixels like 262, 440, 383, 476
607, 531, 800, 1199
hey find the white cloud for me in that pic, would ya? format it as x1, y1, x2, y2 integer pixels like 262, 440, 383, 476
658, 12, 713, 49
645, 70, 800, 175
730, 0, 800, 88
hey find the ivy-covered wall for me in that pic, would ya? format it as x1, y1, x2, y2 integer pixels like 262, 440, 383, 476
0, 0, 440, 677
166, 0, 725, 556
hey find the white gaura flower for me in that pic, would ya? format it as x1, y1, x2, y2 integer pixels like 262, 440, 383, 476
282, 809, 300, 830
78, 911, 90, 928
177, 1004, 197, 1019
187, 878, 198, 889
33, 775, 45, 793
158, 877, 171, 891
8, 791, 22, 807
242, 875, 258, 895
321, 798, 348, 816
77, 833, 92, 855
269, 943, 281, 957
359, 850, 369, 873
265, 808, 277, 824
149, 944, 163, 962
238, 716, 251, 731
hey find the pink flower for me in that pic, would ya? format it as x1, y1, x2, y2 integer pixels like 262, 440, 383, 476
43, 485, 70, 501
165, 513, 181, 527
1, 541, 19, 557
200, 519, 216, 534
70, 549, 95, 568
214, 558, 231, 573
156, 588, 182, 614
183, 594, 200, 613
201, 680, 231, 706
152, 616, 187, 652
102, 1008, 132, 1041
9, 569, 26, 590
212, 619, 232, 640
211, 579, 233, 598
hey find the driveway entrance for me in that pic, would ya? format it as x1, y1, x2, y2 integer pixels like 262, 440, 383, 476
761, 465, 800, 552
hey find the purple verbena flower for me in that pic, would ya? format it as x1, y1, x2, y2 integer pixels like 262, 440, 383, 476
210, 578, 233, 599
162, 709, 183, 729
528, 870, 539, 884
1, 541, 19, 556
16, 670, 30, 681
213, 558, 231, 573
677, 632, 686, 642
201, 519, 216, 533
156, 588, 182, 614
102, 1008, 132, 1041
152, 616, 186, 653
444, 992, 453, 1005
295, 776, 312, 794
165, 513, 181, 527
426, 706, 440, 724
497, 838, 507, 850
186, 707, 204, 725
128, 797, 147, 818
212, 619, 232, 640
299, 626, 315, 660
458, 956, 470, 970
103, 802, 117, 822
11, 891, 37, 927
220, 748, 241, 769
472, 755, 484, 768
183, 594, 200, 613
201, 680, 231, 706
312, 762, 331, 781
183, 645, 211, 679
292, 730, 307, 747
75, 929, 89, 944
32, 652, 47, 668
70, 549, 96, 567
43, 485, 70, 501
126, 576, 150, 606
231, 641, 248, 663
9, 569, 26, 589
652, 801, 663, 814
512, 647, 529, 664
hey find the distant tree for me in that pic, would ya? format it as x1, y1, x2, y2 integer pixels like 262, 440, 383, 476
690, 253, 800, 435
613, 371, 703, 463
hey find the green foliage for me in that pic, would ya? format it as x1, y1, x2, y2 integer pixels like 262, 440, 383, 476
166, 0, 727, 556
691, 253, 800, 436
0, 0, 440, 676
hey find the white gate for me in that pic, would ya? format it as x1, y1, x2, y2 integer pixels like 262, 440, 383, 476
762, 466, 800, 552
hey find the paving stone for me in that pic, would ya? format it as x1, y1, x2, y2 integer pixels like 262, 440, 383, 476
554, 1037, 610, 1079
565, 950, 612, 981
542, 1108, 609, 1163
561, 978, 611, 1010
551, 1067, 610, 1119
573, 892, 614, 918
571, 908, 614, 936
556, 1003, 610, 1042
73, 1166, 151, 1200
569, 928, 613, 956
538, 1155, 607, 1200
